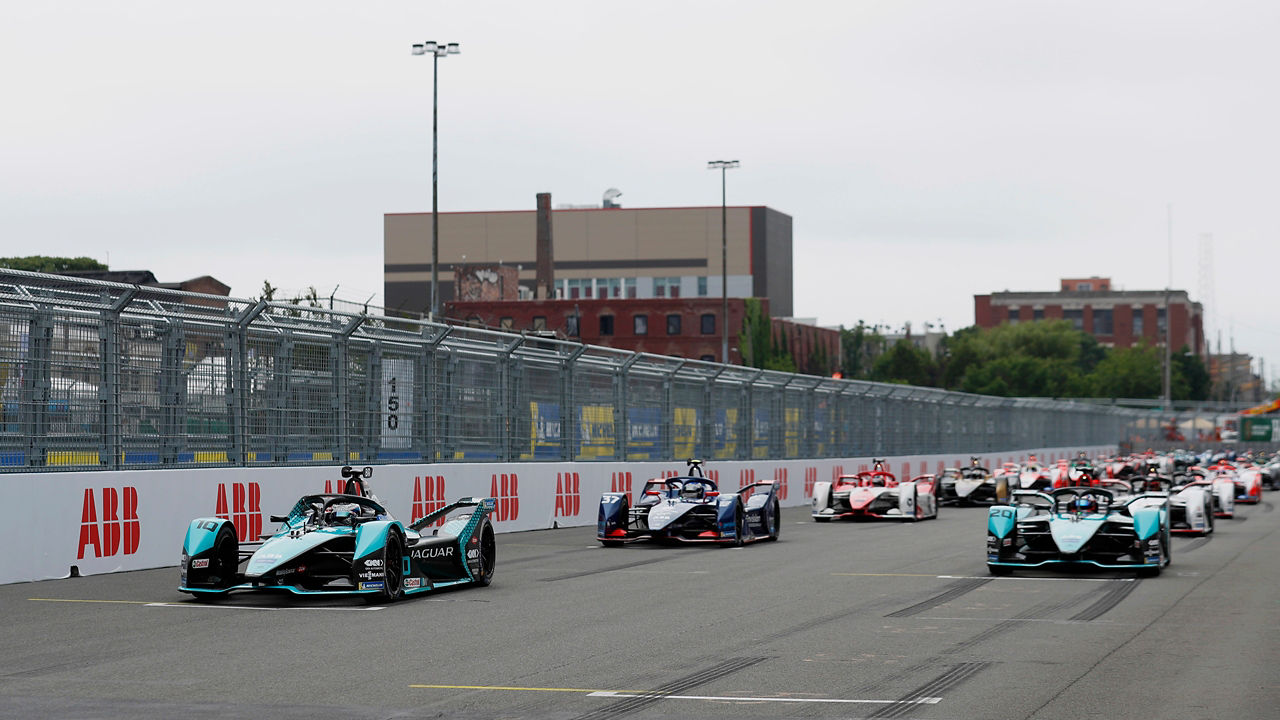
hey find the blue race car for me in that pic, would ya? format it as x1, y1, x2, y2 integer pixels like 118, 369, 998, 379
597, 459, 780, 547
180, 466, 496, 602
986, 485, 1170, 577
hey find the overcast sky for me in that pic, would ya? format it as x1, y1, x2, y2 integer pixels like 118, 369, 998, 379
4, 1, 1278, 383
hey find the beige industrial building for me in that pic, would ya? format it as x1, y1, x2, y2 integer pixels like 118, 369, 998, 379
383, 205, 793, 319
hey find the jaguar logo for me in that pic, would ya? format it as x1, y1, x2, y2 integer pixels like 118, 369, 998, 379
411, 546, 454, 559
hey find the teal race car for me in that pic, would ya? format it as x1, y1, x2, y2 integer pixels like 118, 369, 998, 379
986, 485, 1170, 577
179, 466, 496, 602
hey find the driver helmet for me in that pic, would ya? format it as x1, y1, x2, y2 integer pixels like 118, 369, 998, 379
1075, 495, 1098, 514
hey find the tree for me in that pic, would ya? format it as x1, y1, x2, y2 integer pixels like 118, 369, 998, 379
1172, 347, 1210, 401
1089, 344, 1162, 398
0, 256, 107, 273
944, 321, 1091, 397
871, 339, 936, 386
839, 322, 887, 379
257, 280, 278, 303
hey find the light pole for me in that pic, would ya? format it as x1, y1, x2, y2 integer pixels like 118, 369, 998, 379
412, 40, 460, 319
707, 160, 739, 364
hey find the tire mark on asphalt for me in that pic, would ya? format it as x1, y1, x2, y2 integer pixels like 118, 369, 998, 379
885, 578, 992, 618
569, 656, 770, 720
1263, 501, 1274, 513
1178, 537, 1212, 554
540, 556, 671, 582
502, 546, 598, 567
866, 662, 993, 719
1068, 579, 1141, 622
943, 589, 1100, 654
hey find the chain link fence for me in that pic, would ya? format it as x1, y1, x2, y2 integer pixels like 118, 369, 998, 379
0, 269, 1163, 473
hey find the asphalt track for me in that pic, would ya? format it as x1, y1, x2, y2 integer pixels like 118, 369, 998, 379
4, 497, 1279, 720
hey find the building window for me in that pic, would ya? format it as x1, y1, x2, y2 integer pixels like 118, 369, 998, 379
1007, 307, 1019, 325
700, 354, 716, 362
599, 278, 621, 298
599, 314, 615, 336
1157, 308, 1167, 336
554, 279, 566, 299
1093, 308, 1113, 335
499, 317, 513, 330
532, 316, 547, 331
654, 277, 680, 298
701, 313, 716, 334
697, 276, 708, 296
634, 314, 648, 335
667, 314, 682, 335
624, 278, 637, 299
1063, 309, 1083, 330
566, 314, 580, 337
1077, 282, 1092, 291
1132, 308, 1144, 335
1033, 308, 1044, 321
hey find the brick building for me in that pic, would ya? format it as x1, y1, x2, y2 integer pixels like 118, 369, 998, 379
974, 278, 1205, 356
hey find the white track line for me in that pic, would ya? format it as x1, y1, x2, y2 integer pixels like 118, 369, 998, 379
585, 691, 941, 705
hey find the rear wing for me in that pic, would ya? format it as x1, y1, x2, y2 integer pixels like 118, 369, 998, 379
408, 497, 496, 532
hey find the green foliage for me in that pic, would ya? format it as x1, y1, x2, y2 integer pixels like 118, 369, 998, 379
1172, 346, 1210, 401
839, 322, 887, 379
1090, 344, 1162, 398
257, 280, 278, 302
871, 339, 936, 386
0, 256, 107, 273
738, 298, 798, 373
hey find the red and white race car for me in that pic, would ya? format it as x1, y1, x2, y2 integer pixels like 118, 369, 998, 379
1211, 461, 1263, 504
811, 460, 939, 522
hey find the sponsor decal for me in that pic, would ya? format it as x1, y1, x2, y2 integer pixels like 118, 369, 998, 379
467, 548, 480, 560
364, 558, 383, 567
191, 558, 210, 569
412, 475, 447, 527
77, 487, 140, 560
358, 570, 381, 580
214, 482, 261, 544
773, 468, 789, 500
804, 467, 817, 498
359, 582, 384, 590
490, 473, 519, 522
403, 578, 422, 589
555, 472, 581, 517
739, 468, 755, 490
410, 546, 455, 559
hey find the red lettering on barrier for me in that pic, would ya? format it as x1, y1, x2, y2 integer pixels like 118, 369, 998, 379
773, 468, 789, 500
412, 476, 446, 526
490, 473, 520, 522
77, 487, 140, 559
555, 472, 581, 517
831, 465, 844, 481
805, 467, 818, 497
610, 471, 632, 502
739, 468, 755, 489
215, 483, 262, 543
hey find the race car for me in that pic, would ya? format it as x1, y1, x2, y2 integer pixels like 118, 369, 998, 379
1016, 455, 1052, 490
1130, 473, 1213, 536
986, 485, 1171, 577
180, 466, 497, 602
1174, 468, 1236, 519
1218, 461, 1264, 504
811, 459, 939, 521
597, 460, 780, 546
938, 458, 1010, 506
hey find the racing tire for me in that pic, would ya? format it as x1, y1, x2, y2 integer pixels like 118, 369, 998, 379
369, 530, 405, 603
727, 507, 745, 547
193, 524, 239, 602
988, 564, 1013, 576
474, 521, 496, 587
765, 501, 781, 541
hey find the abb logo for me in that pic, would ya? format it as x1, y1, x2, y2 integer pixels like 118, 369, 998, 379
78, 487, 139, 560
739, 468, 755, 489
900, 462, 912, 481
660, 469, 680, 479
610, 471, 632, 501
831, 465, 845, 481
215, 483, 262, 542
805, 467, 818, 497
323, 479, 340, 493
412, 475, 446, 527
555, 472, 580, 517
772, 468, 789, 500
490, 473, 520, 522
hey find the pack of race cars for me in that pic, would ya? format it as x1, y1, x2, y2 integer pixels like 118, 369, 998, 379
177, 449, 1276, 601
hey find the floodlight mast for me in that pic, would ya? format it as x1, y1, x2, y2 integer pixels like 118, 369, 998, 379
412, 41, 461, 319
707, 160, 740, 364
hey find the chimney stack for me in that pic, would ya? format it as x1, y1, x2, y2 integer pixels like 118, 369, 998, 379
535, 192, 554, 299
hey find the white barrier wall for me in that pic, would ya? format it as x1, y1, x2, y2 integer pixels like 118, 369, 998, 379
1, 444, 1114, 585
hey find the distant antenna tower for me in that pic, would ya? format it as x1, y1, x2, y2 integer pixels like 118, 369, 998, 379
1197, 233, 1215, 357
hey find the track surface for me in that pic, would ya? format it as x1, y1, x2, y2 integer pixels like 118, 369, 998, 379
4, 499, 1279, 719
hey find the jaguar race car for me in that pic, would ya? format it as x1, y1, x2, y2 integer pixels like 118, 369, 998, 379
986, 486, 1171, 577
180, 466, 497, 602
811, 460, 939, 521
939, 458, 1010, 506
597, 460, 780, 546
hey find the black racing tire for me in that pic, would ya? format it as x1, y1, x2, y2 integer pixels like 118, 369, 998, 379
988, 564, 1013, 576
765, 500, 781, 541
474, 521, 496, 586
726, 506, 745, 547
370, 530, 405, 603
194, 524, 238, 601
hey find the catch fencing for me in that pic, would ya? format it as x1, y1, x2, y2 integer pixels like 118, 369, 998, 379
0, 269, 1159, 473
